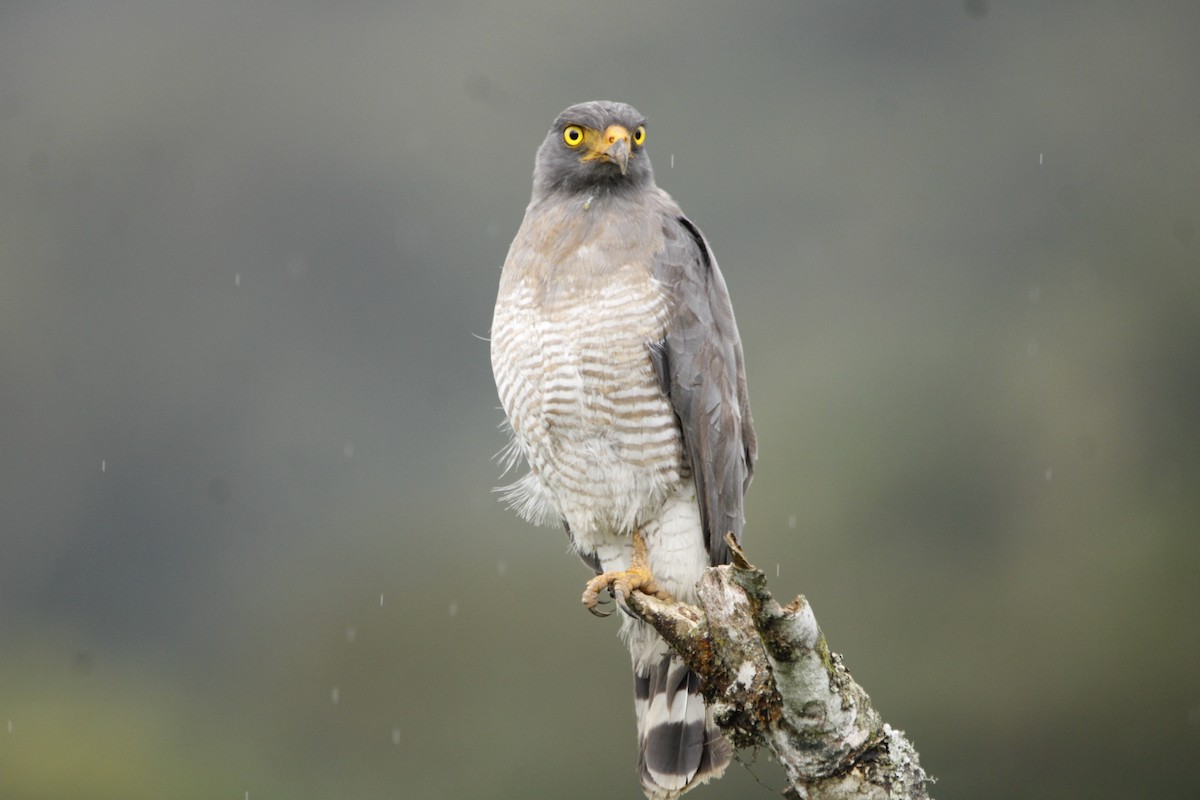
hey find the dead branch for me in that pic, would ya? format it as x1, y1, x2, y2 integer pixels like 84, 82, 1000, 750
624, 535, 933, 800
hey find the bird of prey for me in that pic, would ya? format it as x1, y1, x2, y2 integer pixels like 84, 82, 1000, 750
490, 100, 756, 799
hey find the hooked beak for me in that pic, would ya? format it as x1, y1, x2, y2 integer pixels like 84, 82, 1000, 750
596, 124, 631, 175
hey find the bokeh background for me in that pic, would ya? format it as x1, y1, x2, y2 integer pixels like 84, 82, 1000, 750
2, 1, 1198, 798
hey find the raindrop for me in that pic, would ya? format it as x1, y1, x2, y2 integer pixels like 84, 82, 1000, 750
1044, 468, 1053, 482
331, 687, 340, 705
343, 443, 355, 459
235, 273, 241, 287
345, 626, 357, 643
101, 459, 106, 473
449, 602, 458, 618
496, 560, 508, 577
787, 515, 797, 530
6, 720, 12, 734
1028, 286, 1040, 303
392, 727, 401, 745
1039, 152, 1044, 165
670, 153, 675, 169
380, 593, 385, 606
776, 564, 780, 578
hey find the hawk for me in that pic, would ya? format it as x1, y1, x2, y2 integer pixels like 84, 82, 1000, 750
490, 100, 756, 799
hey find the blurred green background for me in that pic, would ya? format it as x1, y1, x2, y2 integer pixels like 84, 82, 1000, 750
2, 1, 1198, 798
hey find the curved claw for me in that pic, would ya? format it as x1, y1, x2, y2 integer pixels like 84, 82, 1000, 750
581, 564, 674, 618
580, 530, 675, 617
582, 575, 616, 616
586, 597, 615, 617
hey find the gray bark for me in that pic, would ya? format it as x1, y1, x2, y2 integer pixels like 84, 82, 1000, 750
623, 535, 933, 800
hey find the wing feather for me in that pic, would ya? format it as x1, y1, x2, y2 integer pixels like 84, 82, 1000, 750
650, 213, 757, 566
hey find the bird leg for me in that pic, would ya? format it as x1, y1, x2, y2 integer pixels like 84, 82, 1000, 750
581, 527, 675, 617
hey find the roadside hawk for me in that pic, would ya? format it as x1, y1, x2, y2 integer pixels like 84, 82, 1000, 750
490, 100, 756, 799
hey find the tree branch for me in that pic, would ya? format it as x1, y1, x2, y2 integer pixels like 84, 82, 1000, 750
624, 535, 933, 800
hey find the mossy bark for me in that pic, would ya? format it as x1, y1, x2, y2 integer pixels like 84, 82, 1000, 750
624, 536, 933, 800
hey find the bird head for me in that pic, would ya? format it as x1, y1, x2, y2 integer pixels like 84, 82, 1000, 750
532, 101, 654, 197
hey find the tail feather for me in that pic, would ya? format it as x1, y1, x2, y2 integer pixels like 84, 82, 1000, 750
634, 652, 731, 799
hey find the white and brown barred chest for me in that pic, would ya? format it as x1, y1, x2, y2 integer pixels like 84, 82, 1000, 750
491, 264, 686, 538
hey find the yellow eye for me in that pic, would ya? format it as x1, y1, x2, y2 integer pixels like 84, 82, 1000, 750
563, 125, 585, 147
633, 125, 646, 146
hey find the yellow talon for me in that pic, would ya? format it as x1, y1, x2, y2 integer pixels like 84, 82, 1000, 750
580, 529, 674, 616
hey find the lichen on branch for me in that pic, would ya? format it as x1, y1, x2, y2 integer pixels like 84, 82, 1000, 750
623, 535, 932, 800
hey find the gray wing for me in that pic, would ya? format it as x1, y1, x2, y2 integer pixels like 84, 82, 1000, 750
650, 214, 757, 567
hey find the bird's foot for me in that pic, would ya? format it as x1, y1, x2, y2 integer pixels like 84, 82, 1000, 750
581, 565, 674, 617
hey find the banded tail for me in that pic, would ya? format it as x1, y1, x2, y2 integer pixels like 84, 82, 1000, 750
633, 650, 731, 799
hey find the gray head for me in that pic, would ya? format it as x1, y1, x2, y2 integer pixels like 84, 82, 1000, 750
531, 101, 655, 198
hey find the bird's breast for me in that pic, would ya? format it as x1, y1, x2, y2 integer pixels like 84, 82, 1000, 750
491, 254, 685, 534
